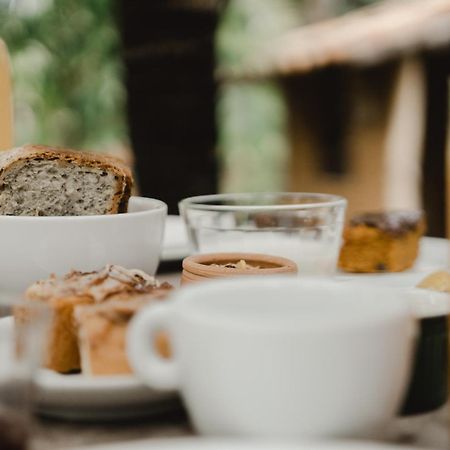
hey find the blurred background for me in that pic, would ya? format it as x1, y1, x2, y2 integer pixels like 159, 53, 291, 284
0, 0, 449, 234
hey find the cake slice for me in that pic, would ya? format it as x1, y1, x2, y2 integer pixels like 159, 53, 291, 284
74, 300, 170, 376
339, 211, 425, 273
19, 265, 172, 373
0, 145, 132, 216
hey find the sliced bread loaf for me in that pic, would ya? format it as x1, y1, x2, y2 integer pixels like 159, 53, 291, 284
0, 144, 133, 216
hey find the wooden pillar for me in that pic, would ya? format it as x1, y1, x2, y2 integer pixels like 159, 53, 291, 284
447, 79, 450, 239
284, 67, 350, 175
384, 56, 426, 211
422, 48, 450, 237
118, 1, 225, 213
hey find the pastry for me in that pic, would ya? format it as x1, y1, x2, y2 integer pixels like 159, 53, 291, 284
339, 211, 425, 273
75, 299, 170, 376
0, 144, 132, 216
417, 271, 450, 292
18, 265, 172, 373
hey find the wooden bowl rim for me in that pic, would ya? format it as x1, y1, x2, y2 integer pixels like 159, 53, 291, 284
182, 252, 298, 277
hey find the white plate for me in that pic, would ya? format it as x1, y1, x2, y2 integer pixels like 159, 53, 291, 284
161, 215, 190, 261
35, 370, 178, 421
69, 437, 420, 450
0, 317, 178, 421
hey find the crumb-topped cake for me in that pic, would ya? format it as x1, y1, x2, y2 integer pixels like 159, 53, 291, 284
19, 265, 172, 373
339, 211, 425, 273
75, 299, 171, 375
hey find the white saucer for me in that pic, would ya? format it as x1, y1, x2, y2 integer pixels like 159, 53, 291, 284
161, 215, 190, 261
70, 437, 420, 450
0, 318, 178, 421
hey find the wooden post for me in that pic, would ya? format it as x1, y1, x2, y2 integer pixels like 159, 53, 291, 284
422, 49, 450, 237
0, 40, 13, 150
384, 56, 426, 211
118, 1, 225, 213
446, 78, 450, 240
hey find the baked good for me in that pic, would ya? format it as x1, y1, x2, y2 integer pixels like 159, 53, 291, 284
339, 211, 425, 273
0, 145, 132, 216
75, 300, 170, 375
417, 271, 450, 292
19, 265, 172, 373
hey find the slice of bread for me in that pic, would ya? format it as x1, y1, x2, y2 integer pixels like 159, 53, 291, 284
0, 144, 133, 216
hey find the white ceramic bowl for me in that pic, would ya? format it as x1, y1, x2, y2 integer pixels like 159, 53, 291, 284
0, 196, 167, 292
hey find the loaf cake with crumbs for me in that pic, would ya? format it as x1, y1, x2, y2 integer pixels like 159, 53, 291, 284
75, 299, 170, 376
17, 265, 172, 373
339, 211, 425, 273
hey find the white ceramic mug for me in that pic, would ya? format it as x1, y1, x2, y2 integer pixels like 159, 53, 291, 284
128, 277, 416, 439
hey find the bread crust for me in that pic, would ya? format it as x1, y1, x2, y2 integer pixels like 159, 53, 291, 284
0, 144, 133, 214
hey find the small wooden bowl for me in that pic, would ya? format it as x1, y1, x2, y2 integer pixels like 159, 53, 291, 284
181, 252, 298, 285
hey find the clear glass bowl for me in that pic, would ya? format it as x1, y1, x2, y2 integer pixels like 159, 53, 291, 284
179, 193, 347, 275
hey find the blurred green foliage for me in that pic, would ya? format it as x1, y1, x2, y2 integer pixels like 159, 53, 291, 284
0, 0, 378, 192
0, 0, 127, 152
217, 0, 299, 193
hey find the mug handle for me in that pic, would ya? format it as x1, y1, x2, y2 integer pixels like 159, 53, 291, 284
127, 304, 179, 391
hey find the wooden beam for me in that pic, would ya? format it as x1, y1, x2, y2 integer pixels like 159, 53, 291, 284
384, 56, 426, 211
446, 78, 450, 239
422, 48, 450, 237
118, 1, 223, 213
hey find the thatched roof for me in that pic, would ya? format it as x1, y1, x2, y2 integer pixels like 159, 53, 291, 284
228, 0, 450, 79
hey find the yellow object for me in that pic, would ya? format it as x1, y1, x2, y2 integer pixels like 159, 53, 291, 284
0, 39, 13, 150
339, 223, 424, 273
417, 270, 450, 292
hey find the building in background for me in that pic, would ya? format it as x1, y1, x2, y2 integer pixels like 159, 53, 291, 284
231, 0, 450, 236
